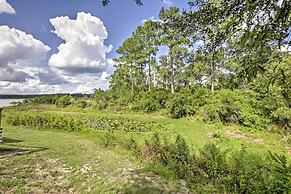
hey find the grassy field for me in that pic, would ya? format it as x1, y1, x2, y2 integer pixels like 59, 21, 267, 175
38, 106, 291, 156
0, 124, 183, 193
1, 107, 290, 193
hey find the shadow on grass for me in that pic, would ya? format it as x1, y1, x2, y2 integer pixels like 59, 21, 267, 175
0, 145, 48, 159
2, 137, 24, 144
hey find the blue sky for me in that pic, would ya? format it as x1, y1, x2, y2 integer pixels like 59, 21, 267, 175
0, 0, 188, 57
0, 0, 189, 94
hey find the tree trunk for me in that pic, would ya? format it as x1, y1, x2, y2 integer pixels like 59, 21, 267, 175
140, 63, 145, 91
210, 53, 215, 93
153, 69, 156, 88
130, 63, 134, 94
148, 53, 151, 91
168, 54, 174, 93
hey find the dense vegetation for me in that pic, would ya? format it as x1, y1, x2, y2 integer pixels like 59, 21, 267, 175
4, 108, 291, 193
5, 1, 290, 193
5, 110, 167, 133
20, 1, 290, 132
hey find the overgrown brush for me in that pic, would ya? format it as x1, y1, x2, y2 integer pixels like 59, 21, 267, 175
5, 111, 84, 131
5, 110, 167, 133
132, 133, 291, 193
81, 115, 168, 132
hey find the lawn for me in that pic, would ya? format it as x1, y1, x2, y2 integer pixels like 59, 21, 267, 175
0, 124, 181, 193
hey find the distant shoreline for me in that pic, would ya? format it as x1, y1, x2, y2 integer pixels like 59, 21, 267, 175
0, 93, 92, 99
0, 99, 24, 108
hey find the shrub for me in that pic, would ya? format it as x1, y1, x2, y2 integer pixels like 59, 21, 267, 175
100, 132, 117, 148
199, 89, 269, 128
81, 115, 168, 133
56, 95, 73, 108
137, 133, 290, 193
6, 111, 83, 131
166, 88, 210, 118
271, 107, 291, 130
132, 90, 170, 113
76, 99, 88, 108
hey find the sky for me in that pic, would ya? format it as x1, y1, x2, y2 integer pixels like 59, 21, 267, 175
0, 0, 189, 94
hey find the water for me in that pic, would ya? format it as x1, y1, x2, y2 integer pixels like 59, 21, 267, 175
0, 99, 24, 108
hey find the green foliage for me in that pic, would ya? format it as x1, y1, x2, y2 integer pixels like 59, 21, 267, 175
200, 89, 270, 128
76, 99, 88, 108
23, 95, 59, 105
137, 133, 291, 193
56, 95, 73, 108
166, 88, 210, 118
5, 110, 168, 133
81, 115, 167, 133
100, 132, 117, 148
6, 111, 83, 131
132, 90, 169, 112
271, 107, 291, 130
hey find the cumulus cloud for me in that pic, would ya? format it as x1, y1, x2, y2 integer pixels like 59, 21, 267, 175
0, 67, 31, 82
0, 13, 114, 94
37, 70, 68, 85
0, 0, 15, 14
49, 12, 113, 75
0, 25, 50, 83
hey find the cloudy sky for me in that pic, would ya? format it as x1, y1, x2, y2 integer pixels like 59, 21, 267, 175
0, 0, 188, 94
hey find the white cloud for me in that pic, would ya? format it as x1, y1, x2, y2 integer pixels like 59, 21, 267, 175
142, 16, 159, 23
0, 0, 15, 14
0, 67, 31, 82
0, 25, 50, 83
162, 0, 173, 6
49, 12, 113, 75
0, 13, 114, 94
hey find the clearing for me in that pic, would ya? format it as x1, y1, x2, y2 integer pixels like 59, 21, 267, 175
0, 125, 183, 194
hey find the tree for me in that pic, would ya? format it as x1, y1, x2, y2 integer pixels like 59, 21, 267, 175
133, 21, 159, 91
113, 37, 140, 94
188, 0, 291, 82
159, 7, 190, 93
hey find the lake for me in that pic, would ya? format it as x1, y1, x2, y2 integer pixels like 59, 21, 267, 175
0, 99, 24, 108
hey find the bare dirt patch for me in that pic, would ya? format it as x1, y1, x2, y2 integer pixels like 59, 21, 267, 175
0, 154, 76, 194
224, 130, 264, 144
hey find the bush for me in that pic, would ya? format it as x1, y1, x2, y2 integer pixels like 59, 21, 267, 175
199, 89, 269, 128
6, 111, 83, 131
100, 132, 117, 148
271, 107, 291, 130
81, 115, 168, 133
137, 133, 290, 193
76, 99, 88, 108
132, 90, 169, 113
166, 88, 210, 118
56, 95, 73, 108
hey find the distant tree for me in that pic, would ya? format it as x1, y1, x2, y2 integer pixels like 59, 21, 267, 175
159, 7, 189, 93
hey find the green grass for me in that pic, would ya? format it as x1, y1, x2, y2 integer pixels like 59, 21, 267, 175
58, 107, 290, 156
1, 106, 290, 193
0, 124, 180, 193
6, 105, 291, 156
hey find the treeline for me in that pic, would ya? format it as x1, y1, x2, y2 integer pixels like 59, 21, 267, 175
107, 1, 290, 130
20, 1, 290, 131
0, 93, 90, 99
91, 88, 290, 131
20, 94, 89, 108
